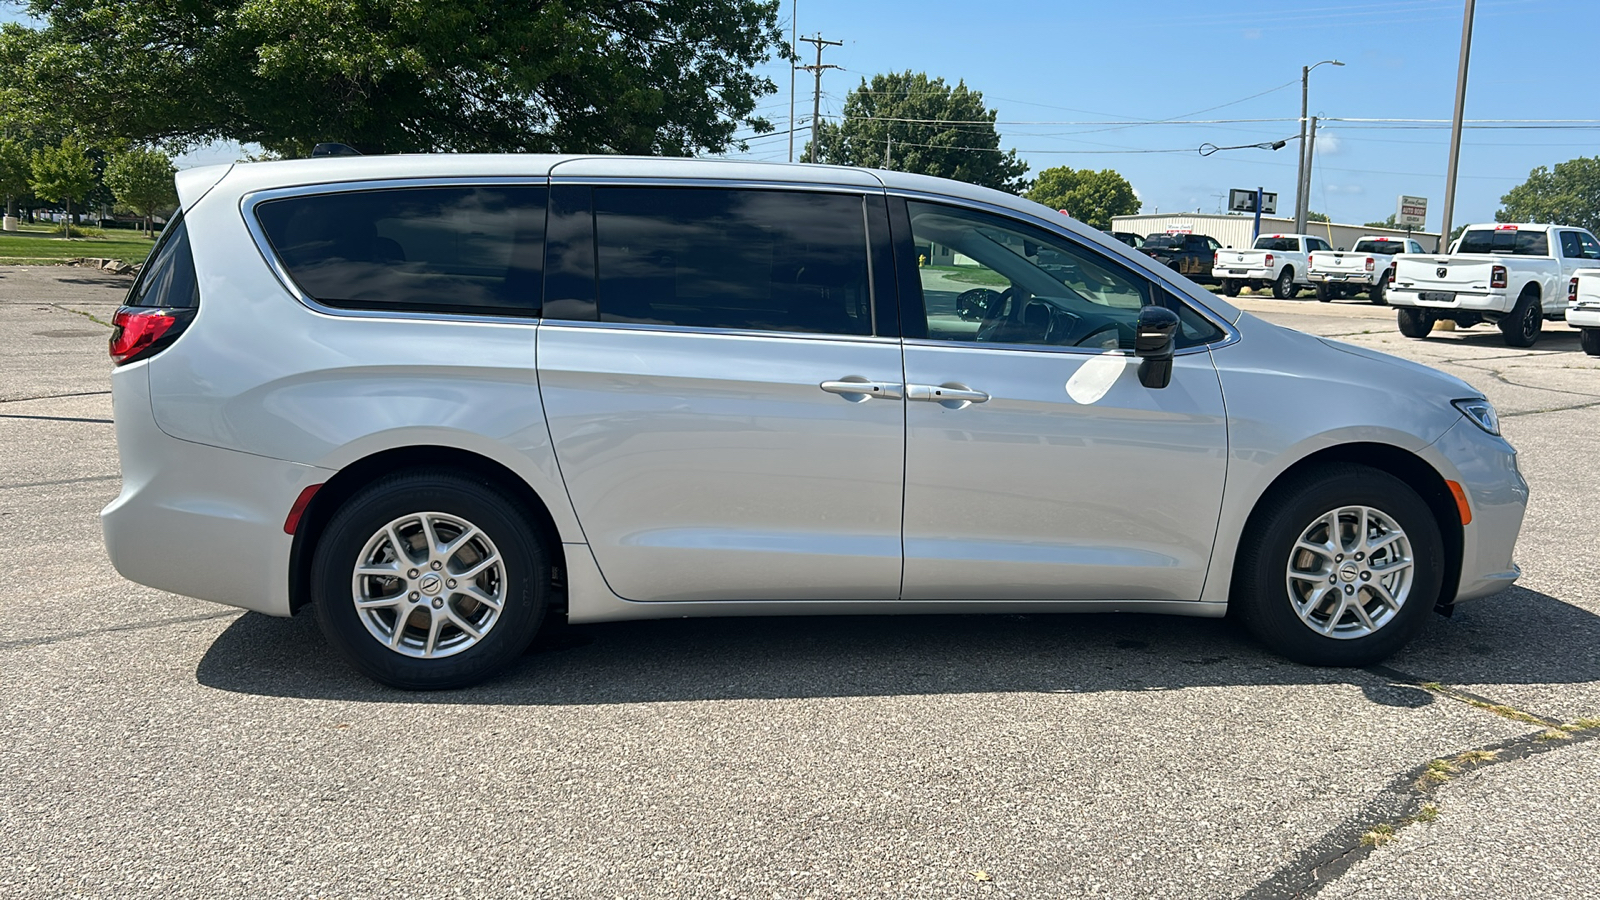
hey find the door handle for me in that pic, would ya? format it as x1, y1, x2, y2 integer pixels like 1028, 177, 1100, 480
906, 383, 990, 405
820, 379, 904, 400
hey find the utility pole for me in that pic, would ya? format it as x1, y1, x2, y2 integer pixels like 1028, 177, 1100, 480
885, 130, 892, 169
1295, 60, 1343, 233
1299, 116, 1319, 228
788, 1, 798, 162
1439, 0, 1477, 251
797, 33, 842, 164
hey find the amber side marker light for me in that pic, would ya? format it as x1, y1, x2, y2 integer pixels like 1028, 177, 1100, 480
1445, 480, 1473, 525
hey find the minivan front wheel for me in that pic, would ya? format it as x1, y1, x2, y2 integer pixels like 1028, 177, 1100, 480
1233, 465, 1442, 666
312, 470, 550, 689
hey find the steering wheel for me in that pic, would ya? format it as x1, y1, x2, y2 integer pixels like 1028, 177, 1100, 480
1073, 323, 1122, 350
954, 287, 1004, 321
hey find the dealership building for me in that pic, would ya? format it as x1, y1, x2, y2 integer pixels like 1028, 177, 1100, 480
1110, 212, 1439, 252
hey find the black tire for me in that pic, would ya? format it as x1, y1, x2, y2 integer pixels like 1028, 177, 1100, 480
1499, 290, 1542, 348
1231, 464, 1443, 667
1273, 267, 1296, 299
1314, 283, 1332, 303
312, 469, 551, 690
1397, 307, 1435, 338
1222, 278, 1241, 297
1583, 328, 1600, 357
1370, 275, 1388, 306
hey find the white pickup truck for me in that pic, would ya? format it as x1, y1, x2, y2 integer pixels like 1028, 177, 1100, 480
1307, 235, 1428, 304
1214, 233, 1332, 299
1388, 223, 1600, 347
1567, 268, 1600, 356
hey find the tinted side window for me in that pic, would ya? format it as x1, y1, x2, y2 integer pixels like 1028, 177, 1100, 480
592, 187, 872, 336
1560, 231, 1584, 258
1579, 232, 1600, 260
1458, 228, 1549, 256
256, 187, 546, 316
126, 213, 198, 309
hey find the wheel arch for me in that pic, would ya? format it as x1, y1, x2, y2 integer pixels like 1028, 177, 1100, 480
288, 445, 570, 615
1231, 441, 1463, 612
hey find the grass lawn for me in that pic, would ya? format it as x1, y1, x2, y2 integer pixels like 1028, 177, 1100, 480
922, 264, 1009, 287
0, 224, 157, 265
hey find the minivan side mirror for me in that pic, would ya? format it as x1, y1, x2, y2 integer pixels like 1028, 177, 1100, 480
1134, 306, 1180, 389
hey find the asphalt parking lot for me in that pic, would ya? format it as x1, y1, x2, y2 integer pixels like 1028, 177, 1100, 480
3, 267, 1598, 899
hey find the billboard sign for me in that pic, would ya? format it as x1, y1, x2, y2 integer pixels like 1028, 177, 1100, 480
1229, 188, 1277, 215
1397, 195, 1428, 228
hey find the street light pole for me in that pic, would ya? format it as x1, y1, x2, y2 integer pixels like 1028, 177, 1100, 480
1438, 0, 1477, 251
1294, 59, 1343, 234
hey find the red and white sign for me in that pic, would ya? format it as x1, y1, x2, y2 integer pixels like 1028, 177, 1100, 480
1397, 195, 1428, 228
1166, 224, 1194, 234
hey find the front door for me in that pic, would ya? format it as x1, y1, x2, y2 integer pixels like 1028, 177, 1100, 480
895, 199, 1230, 601
538, 184, 905, 603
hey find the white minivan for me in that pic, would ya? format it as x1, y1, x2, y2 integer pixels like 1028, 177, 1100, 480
103, 155, 1526, 689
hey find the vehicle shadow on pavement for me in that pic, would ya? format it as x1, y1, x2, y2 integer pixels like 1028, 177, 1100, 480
195, 585, 1600, 706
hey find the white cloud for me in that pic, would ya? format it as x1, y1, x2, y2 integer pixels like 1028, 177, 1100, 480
1243, 28, 1263, 40
1314, 132, 1341, 156
1326, 184, 1365, 195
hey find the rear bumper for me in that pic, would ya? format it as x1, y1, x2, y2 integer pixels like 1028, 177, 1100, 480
1387, 288, 1511, 314
101, 364, 333, 617
1217, 267, 1272, 280
1566, 306, 1600, 328
1309, 271, 1377, 285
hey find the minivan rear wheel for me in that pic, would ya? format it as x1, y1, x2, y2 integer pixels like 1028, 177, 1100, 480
1232, 465, 1442, 667
311, 470, 550, 689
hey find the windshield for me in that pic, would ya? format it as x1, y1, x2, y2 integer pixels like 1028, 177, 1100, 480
1253, 236, 1301, 251
1354, 240, 1404, 255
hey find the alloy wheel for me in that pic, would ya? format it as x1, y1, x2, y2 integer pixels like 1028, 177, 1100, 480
350, 512, 507, 658
1284, 505, 1414, 639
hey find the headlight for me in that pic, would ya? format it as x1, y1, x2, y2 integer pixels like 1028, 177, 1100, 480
1453, 398, 1501, 436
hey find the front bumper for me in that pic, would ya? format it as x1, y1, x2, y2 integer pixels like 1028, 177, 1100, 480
101, 364, 333, 617
1426, 417, 1528, 603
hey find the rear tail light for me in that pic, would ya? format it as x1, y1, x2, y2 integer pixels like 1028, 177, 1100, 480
1572, 278, 1581, 302
1265, 253, 1274, 267
109, 306, 195, 366
1365, 257, 1375, 272
1490, 265, 1508, 289
1388, 267, 1397, 285
1308, 253, 1315, 268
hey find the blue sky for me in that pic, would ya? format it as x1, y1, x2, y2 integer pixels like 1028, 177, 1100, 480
8, 0, 1595, 231
737, 0, 1600, 230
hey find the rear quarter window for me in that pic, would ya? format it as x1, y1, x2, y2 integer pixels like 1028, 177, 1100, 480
125, 213, 198, 309
255, 186, 547, 316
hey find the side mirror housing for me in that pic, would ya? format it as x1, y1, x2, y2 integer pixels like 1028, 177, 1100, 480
1134, 306, 1180, 389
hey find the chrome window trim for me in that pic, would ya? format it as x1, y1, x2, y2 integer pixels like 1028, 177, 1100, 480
240, 177, 551, 325
537, 318, 904, 346
901, 337, 1213, 359
550, 175, 880, 195
885, 188, 1241, 352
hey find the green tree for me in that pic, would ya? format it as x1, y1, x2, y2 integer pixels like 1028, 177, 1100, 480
1025, 166, 1140, 230
1364, 213, 1399, 229
30, 136, 94, 238
104, 148, 177, 236
0, 138, 31, 221
1497, 156, 1600, 233
810, 71, 1029, 194
2, 0, 785, 156
1307, 210, 1331, 223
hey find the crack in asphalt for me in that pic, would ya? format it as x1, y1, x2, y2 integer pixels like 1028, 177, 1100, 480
0, 390, 111, 405
1237, 667, 1599, 900
0, 611, 240, 652
50, 303, 114, 328
0, 412, 114, 424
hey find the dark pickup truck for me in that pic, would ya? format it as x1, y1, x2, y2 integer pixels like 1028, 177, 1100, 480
1139, 233, 1222, 282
